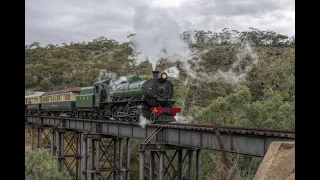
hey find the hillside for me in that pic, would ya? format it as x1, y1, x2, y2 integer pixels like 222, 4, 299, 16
25, 28, 295, 179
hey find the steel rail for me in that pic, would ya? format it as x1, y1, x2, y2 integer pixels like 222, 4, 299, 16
25, 115, 295, 139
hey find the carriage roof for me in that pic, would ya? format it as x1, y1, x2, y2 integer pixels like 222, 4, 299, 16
25, 92, 45, 98
42, 87, 80, 96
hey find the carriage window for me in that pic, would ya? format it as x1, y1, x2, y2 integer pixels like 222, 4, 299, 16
65, 94, 70, 100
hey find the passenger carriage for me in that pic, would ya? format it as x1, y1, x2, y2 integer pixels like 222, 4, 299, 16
41, 87, 80, 116
25, 92, 45, 115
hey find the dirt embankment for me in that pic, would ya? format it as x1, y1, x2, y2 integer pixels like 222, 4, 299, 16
254, 141, 295, 180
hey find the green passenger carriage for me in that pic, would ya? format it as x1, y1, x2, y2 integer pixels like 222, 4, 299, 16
41, 87, 80, 116
25, 92, 45, 114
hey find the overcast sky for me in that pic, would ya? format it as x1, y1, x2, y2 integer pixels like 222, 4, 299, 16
25, 0, 295, 46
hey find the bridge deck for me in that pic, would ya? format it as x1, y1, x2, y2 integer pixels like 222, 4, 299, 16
25, 115, 295, 157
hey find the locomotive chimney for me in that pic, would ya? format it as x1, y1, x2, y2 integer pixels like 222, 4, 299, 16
152, 71, 160, 79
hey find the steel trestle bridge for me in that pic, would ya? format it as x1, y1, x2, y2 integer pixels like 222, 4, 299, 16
25, 115, 295, 180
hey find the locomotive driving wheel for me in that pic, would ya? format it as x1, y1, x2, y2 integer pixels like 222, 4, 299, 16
118, 107, 124, 121
149, 112, 157, 122
111, 107, 118, 121
123, 105, 130, 122
131, 109, 138, 122
129, 105, 138, 122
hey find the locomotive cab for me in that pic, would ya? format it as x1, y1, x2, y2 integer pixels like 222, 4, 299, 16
93, 79, 111, 104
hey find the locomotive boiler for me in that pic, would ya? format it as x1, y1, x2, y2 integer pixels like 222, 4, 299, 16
105, 71, 180, 122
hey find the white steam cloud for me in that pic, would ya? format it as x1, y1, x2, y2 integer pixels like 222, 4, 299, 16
98, 69, 117, 81
164, 66, 180, 78
173, 113, 193, 123
98, 69, 130, 87
215, 41, 258, 84
125, 5, 259, 122
110, 76, 128, 87
188, 41, 258, 84
138, 115, 151, 128
128, 6, 192, 70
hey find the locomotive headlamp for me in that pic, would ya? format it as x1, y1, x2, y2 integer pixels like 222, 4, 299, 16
161, 73, 167, 79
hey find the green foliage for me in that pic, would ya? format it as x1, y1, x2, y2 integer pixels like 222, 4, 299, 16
25, 28, 294, 92
246, 94, 295, 129
195, 85, 294, 129
25, 28, 295, 179
196, 85, 250, 125
245, 47, 295, 101
25, 149, 70, 180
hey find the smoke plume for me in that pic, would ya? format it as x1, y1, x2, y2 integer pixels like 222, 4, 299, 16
138, 114, 151, 128
128, 6, 192, 71
98, 69, 117, 81
164, 66, 180, 78
187, 41, 258, 84
174, 113, 193, 123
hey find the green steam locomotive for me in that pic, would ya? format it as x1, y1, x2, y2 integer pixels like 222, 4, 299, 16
25, 71, 181, 123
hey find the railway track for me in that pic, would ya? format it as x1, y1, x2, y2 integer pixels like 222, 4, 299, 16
25, 115, 295, 139
166, 122, 295, 137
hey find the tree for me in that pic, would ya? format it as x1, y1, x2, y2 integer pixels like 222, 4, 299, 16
40, 78, 51, 91
25, 149, 70, 180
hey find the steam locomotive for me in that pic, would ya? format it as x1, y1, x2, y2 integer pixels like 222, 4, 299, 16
25, 71, 181, 123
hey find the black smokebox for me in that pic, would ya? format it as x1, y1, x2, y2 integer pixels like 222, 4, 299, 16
152, 71, 160, 79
